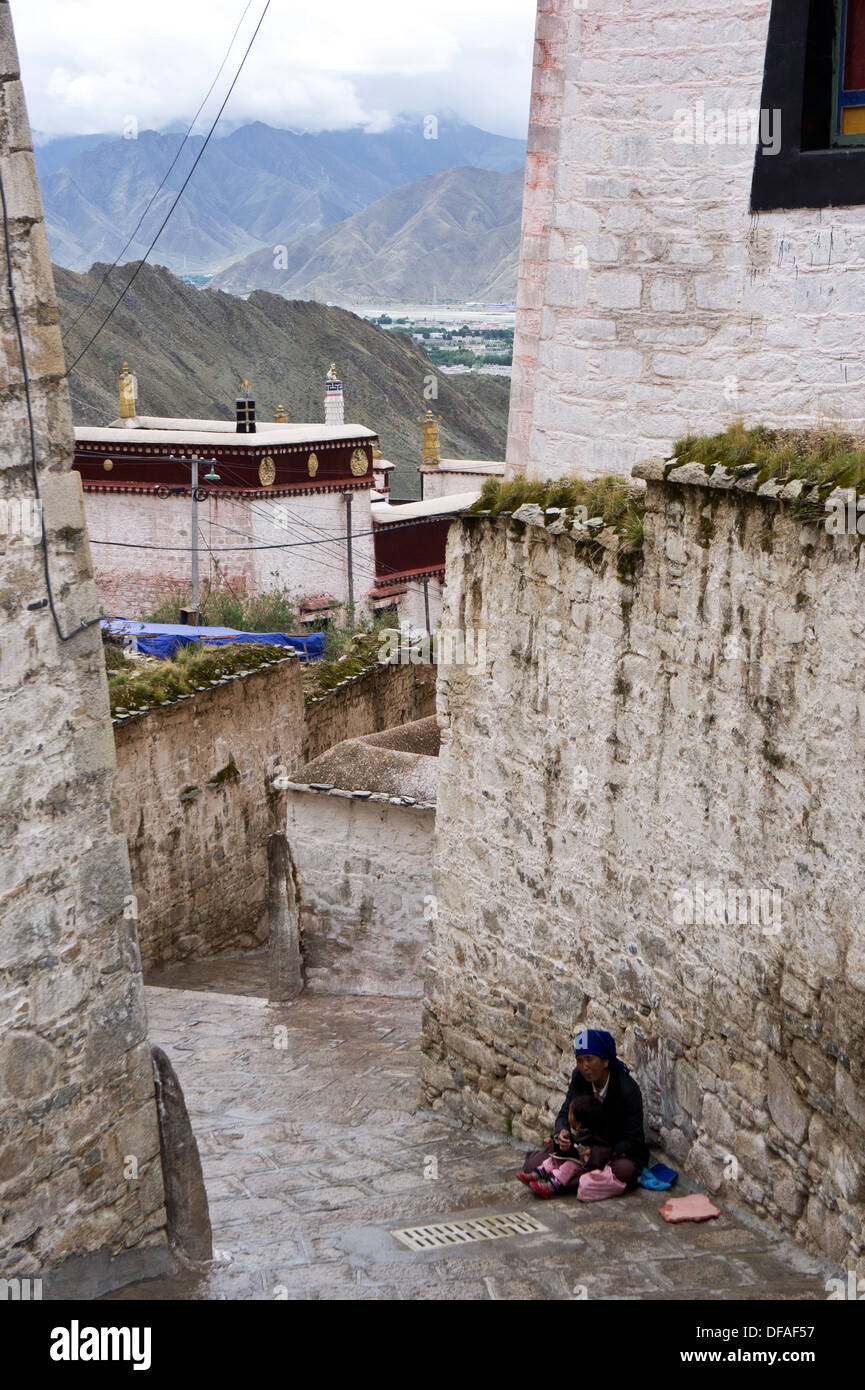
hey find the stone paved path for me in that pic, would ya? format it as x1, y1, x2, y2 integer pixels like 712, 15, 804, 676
107, 984, 835, 1301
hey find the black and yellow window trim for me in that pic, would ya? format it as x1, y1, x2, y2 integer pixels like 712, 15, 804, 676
833, 0, 865, 143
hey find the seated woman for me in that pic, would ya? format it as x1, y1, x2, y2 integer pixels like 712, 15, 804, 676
518, 1027, 648, 1196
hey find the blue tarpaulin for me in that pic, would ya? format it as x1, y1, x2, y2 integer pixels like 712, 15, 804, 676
102, 619, 325, 662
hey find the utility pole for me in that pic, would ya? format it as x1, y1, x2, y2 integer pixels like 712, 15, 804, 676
345, 493, 354, 613
170, 453, 220, 624
191, 455, 199, 621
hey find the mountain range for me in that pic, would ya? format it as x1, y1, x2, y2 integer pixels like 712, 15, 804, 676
40, 118, 525, 279
210, 165, 523, 302
54, 261, 510, 498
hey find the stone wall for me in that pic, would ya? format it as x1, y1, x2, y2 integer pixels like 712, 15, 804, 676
423, 465, 865, 1273
507, 0, 865, 480
285, 786, 434, 998
506, 0, 572, 477
81, 486, 378, 619
114, 655, 305, 972
304, 660, 436, 763
0, 3, 173, 1294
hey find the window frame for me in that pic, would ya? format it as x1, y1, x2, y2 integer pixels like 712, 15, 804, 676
751, 0, 865, 210
832, 0, 865, 145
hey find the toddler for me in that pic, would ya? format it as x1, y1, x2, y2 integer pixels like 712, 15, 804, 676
522, 1095, 612, 1197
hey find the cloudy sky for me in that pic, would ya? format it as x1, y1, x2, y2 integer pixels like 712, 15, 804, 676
14, 0, 537, 140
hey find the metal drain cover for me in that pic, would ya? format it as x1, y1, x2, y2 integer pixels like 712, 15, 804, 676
391, 1211, 549, 1252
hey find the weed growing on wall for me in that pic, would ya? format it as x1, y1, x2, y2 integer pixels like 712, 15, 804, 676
104, 640, 293, 716
468, 473, 645, 540
669, 421, 865, 524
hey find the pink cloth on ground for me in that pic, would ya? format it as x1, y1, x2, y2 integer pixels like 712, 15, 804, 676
658, 1193, 721, 1223
537, 1155, 580, 1186
576, 1165, 627, 1202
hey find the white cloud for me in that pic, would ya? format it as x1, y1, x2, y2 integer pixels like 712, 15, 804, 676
13, 0, 536, 138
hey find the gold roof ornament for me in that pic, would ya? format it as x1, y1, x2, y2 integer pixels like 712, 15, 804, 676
327, 362, 338, 381
418, 407, 442, 466
118, 360, 136, 418
272, 403, 292, 422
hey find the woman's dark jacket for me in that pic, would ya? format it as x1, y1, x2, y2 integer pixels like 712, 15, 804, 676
555, 1067, 649, 1169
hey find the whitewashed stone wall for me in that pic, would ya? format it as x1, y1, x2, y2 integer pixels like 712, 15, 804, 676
286, 788, 434, 998
423, 467, 865, 1272
114, 655, 305, 972
420, 464, 504, 502
397, 577, 444, 635
508, 0, 865, 479
82, 486, 377, 616
0, 3, 172, 1294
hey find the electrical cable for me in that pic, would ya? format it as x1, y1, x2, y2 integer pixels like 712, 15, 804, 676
194, 455, 412, 580
208, 482, 434, 582
0, 165, 101, 643
82, 450, 397, 579
210, 455, 424, 577
87, 530, 379, 552
61, 0, 255, 343
67, 0, 272, 372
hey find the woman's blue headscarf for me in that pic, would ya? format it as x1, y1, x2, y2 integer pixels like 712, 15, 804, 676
574, 1027, 630, 1073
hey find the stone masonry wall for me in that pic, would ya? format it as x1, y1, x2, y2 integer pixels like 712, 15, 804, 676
114, 656, 305, 972
286, 786, 434, 998
506, 0, 573, 476
423, 467, 865, 1273
0, 3, 172, 1293
304, 661, 436, 764
507, 0, 865, 480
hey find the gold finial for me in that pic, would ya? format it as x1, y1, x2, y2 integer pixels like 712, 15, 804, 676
327, 363, 338, 381
272, 403, 292, 423
118, 361, 136, 418
417, 408, 442, 466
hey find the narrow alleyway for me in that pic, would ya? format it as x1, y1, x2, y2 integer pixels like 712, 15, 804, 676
107, 973, 834, 1300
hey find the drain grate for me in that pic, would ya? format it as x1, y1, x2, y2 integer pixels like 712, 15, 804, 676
391, 1211, 549, 1252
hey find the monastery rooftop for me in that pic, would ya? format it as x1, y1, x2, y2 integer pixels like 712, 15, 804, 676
75, 418, 377, 449
291, 717, 440, 803
370, 490, 480, 523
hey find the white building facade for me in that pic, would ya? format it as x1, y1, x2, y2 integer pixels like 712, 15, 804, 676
508, 0, 865, 480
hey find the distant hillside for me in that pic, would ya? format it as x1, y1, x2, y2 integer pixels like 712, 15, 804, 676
54, 261, 510, 498
212, 166, 523, 303
41, 118, 525, 274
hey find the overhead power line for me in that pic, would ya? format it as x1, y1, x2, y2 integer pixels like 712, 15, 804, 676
67, 0, 272, 372
88, 529, 378, 553
88, 512, 460, 553
61, 0, 255, 344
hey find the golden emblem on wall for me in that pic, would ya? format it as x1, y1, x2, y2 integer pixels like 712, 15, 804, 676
350, 448, 368, 477
307, 451, 319, 477
103, 458, 114, 471
258, 456, 276, 486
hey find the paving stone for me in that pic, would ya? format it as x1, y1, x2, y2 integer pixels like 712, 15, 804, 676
103, 985, 835, 1302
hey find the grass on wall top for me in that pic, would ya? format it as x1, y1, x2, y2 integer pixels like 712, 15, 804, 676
670, 422, 865, 517
106, 639, 294, 716
467, 473, 645, 542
